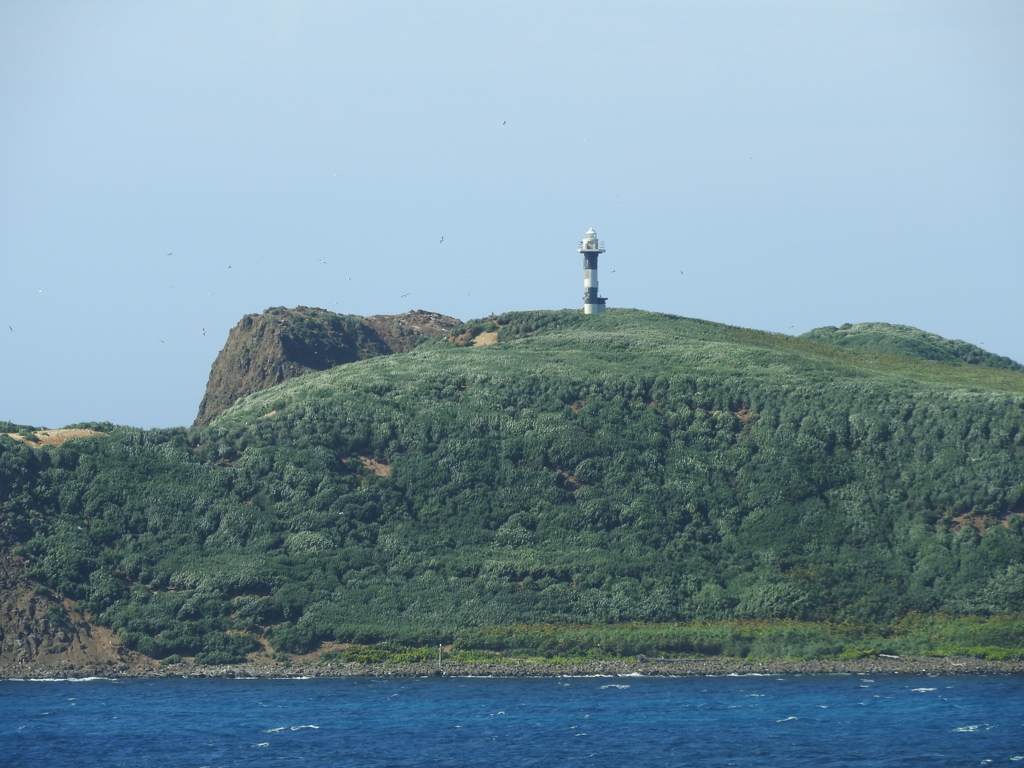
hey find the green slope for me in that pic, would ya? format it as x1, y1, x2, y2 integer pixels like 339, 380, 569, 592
800, 321, 1024, 372
2, 309, 1023, 661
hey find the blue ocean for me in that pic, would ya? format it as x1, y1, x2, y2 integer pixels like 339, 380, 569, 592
2, 674, 1022, 766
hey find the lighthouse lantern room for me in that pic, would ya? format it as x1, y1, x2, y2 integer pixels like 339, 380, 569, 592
577, 227, 607, 314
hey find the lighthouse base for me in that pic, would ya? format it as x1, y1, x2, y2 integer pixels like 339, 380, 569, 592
584, 302, 606, 315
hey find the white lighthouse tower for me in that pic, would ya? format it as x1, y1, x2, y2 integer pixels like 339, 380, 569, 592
577, 227, 607, 314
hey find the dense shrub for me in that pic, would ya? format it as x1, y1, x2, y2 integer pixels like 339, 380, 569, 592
2, 309, 1022, 658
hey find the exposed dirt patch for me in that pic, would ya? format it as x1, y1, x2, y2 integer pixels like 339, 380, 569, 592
948, 512, 1024, 535
558, 470, 580, 491
359, 456, 392, 477
286, 641, 355, 663
471, 331, 499, 346
569, 400, 586, 413
950, 514, 983, 534
0, 546, 152, 669
733, 408, 753, 423
6, 429, 107, 448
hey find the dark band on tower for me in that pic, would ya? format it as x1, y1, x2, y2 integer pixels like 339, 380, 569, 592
577, 228, 607, 314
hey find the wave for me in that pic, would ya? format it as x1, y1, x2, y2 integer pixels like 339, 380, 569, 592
558, 674, 615, 678
5, 677, 115, 683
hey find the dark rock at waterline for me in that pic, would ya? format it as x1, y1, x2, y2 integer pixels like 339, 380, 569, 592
4, 656, 1023, 681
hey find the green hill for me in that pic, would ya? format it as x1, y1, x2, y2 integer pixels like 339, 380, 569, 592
2, 308, 1023, 663
800, 321, 1024, 371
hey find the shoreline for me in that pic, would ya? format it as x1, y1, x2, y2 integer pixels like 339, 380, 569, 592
3, 655, 1024, 680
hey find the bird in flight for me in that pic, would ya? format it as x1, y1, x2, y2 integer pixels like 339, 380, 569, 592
318, 259, 327, 264
7, 326, 12, 332
166, 252, 173, 256
439, 236, 444, 243
202, 328, 206, 336
502, 120, 506, 125
401, 292, 410, 298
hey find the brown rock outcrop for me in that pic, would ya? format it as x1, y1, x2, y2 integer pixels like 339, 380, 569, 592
0, 544, 149, 670
193, 307, 461, 426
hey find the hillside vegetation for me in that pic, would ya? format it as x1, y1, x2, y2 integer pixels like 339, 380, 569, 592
800, 321, 1024, 371
1, 309, 1023, 663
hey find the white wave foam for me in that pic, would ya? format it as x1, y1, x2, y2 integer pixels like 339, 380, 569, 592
8, 677, 114, 683
559, 674, 614, 678
599, 684, 630, 690
953, 724, 992, 732
912, 688, 937, 692
776, 717, 798, 723
290, 725, 319, 730
251, 743, 269, 748
262, 727, 287, 733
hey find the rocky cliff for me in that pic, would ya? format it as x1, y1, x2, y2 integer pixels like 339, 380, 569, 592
194, 307, 461, 426
0, 542, 147, 669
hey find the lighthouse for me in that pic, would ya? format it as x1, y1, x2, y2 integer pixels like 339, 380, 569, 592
577, 227, 607, 314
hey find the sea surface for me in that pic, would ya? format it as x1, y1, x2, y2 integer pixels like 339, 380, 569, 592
2, 674, 1023, 766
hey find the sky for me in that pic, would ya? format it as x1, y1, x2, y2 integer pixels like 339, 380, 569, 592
2, 1, 1022, 429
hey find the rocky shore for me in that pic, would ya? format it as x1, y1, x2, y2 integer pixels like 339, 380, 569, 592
3, 655, 1023, 680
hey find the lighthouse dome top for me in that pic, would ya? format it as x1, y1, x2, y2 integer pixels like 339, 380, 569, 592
577, 227, 605, 253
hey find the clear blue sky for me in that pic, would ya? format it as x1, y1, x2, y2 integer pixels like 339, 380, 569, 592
3, 1, 1022, 429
